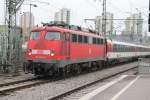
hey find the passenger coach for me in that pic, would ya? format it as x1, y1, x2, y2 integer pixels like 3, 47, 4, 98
107, 41, 150, 63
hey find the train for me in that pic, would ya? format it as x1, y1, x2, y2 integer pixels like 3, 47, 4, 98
23, 22, 150, 76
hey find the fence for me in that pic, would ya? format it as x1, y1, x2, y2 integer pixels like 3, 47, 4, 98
0, 29, 22, 75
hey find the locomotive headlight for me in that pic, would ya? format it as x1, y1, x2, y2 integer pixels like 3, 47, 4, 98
50, 50, 55, 56
50, 53, 55, 56
28, 49, 32, 55
28, 52, 32, 55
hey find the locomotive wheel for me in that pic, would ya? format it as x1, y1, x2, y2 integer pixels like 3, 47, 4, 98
63, 66, 68, 77
76, 64, 81, 74
58, 66, 69, 78
91, 62, 98, 71
97, 61, 104, 69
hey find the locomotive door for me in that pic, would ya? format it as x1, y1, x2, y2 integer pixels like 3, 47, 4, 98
63, 33, 70, 58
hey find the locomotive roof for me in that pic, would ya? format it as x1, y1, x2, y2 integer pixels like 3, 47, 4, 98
32, 26, 105, 39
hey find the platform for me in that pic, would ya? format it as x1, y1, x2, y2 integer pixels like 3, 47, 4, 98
79, 75, 150, 100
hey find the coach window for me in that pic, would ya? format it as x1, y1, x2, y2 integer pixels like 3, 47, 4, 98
118, 45, 120, 52
113, 44, 116, 51
121, 45, 123, 52
72, 34, 77, 42
131, 46, 133, 52
120, 45, 122, 52
130, 46, 132, 52
122, 45, 125, 52
127, 46, 129, 51
117, 45, 120, 52
116, 44, 119, 51
45, 32, 60, 40
128, 46, 130, 51
123, 45, 126, 52
126, 46, 128, 51
128, 46, 130, 52
120, 45, 123, 52
115, 44, 117, 51
142, 48, 144, 52
122, 45, 124, 51
78, 35, 83, 43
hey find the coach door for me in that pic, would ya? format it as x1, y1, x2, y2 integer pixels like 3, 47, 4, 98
64, 33, 70, 58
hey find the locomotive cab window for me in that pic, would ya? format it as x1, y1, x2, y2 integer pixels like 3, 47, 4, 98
30, 32, 40, 40
45, 32, 60, 40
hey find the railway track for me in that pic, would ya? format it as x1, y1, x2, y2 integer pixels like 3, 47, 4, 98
0, 61, 138, 97
0, 77, 38, 88
0, 78, 51, 95
48, 66, 138, 100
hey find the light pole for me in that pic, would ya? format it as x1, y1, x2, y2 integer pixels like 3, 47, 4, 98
29, 4, 37, 36
102, 0, 106, 37
148, 0, 150, 32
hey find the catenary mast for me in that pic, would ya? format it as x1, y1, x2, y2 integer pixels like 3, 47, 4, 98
5, 0, 24, 67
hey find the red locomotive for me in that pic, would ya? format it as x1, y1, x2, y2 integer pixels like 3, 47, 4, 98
23, 22, 150, 76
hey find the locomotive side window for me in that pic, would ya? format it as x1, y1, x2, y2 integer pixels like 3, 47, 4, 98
30, 32, 40, 40
45, 32, 60, 40
83, 36, 88, 43
97, 38, 100, 44
78, 35, 83, 43
93, 37, 96, 44
100, 39, 103, 44
102, 39, 105, 44
72, 34, 77, 42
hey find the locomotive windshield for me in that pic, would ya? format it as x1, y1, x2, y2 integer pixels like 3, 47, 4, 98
45, 32, 60, 40
30, 32, 40, 40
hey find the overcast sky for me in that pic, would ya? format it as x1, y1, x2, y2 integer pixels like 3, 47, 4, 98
0, 0, 149, 31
